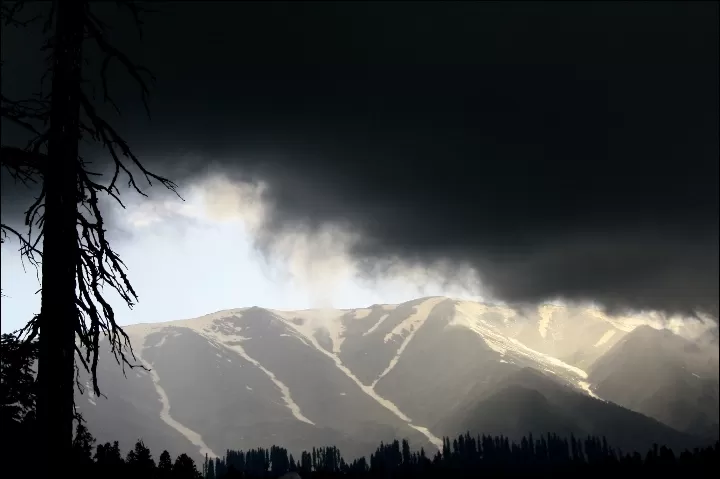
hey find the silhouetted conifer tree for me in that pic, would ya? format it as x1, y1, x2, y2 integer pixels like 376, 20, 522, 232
1, 4, 179, 473
206, 455, 215, 479
173, 453, 202, 479
158, 450, 173, 478
72, 423, 96, 463
126, 440, 156, 478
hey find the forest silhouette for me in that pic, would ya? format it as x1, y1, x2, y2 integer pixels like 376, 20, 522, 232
6, 417, 720, 478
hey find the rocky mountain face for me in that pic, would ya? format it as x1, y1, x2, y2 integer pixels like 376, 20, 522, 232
437, 367, 695, 454
588, 325, 719, 441
76, 297, 718, 462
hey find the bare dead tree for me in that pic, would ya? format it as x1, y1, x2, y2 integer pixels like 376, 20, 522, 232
1, 0, 179, 468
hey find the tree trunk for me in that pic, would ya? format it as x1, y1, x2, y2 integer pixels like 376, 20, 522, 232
36, 0, 84, 474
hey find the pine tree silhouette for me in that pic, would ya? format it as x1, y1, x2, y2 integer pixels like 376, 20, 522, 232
158, 450, 173, 479
71, 422, 96, 478
126, 440, 156, 478
205, 455, 215, 479
173, 453, 202, 479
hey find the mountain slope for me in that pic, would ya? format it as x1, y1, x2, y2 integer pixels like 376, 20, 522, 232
75, 297, 717, 460
79, 305, 437, 461
588, 325, 719, 440
437, 367, 698, 453
75, 343, 201, 461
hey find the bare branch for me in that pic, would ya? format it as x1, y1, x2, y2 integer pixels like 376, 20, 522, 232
6, 0, 176, 407
1, 93, 50, 186
115, 2, 159, 38
0, 146, 48, 172
78, 92, 181, 199
1, 1, 41, 28
83, 6, 155, 117
0, 224, 43, 259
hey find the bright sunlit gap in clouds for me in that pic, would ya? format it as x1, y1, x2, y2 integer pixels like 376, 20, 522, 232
0, 172, 484, 333
1, 172, 715, 340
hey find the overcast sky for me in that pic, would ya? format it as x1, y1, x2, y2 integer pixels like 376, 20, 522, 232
1, 2, 718, 333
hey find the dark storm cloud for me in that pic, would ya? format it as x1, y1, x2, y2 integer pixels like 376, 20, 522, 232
2, 2, 718, 317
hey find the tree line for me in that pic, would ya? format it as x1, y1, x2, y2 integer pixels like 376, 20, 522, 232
8, 418, 719, 479
204, 433, 718, 478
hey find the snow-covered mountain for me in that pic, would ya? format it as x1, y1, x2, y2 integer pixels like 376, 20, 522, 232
76, 297, 718, 461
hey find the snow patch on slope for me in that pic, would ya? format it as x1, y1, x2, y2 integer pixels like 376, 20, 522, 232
271, 300, 443, 449
449, 302, 517, 356
133, 350, 218, 459
538, 304, 563, 339
507, 336, 588, 379
85, 380, 95, 399
85, 380, 97, 406
273, 308, 347, 354
451, 302, 593, 395
194, 328, 316, 426
363, 313, 390, 336
353, 309, 372, 320
593, 330, 616, 347
587, 307, 716, 341
587, 309, 642, 333
128, 314, 317, 427
130, 309, 249, 334
578, 381, 602, 400
483, 338, 508, 355
372, 298, 445, 387
452, 301, 517, 325
384, 297, 444, 343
